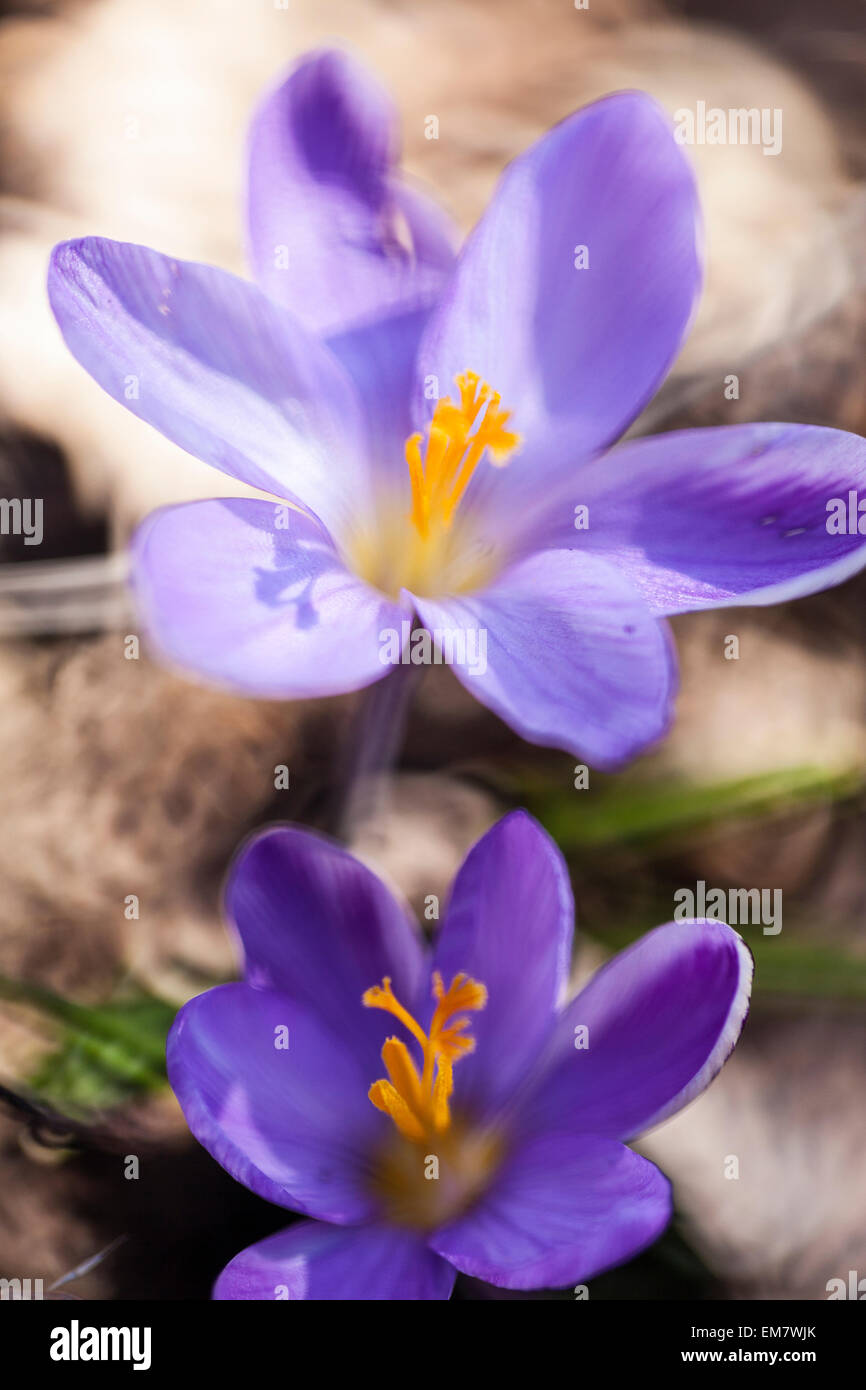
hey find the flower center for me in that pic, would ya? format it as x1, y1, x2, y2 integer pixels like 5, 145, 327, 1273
362, 971, 486, 1141
362, 971, 502, 1229
404, 372, 520, 540
345, 372, 519, 599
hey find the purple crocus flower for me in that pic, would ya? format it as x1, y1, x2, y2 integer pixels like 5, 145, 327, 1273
46, 49, 866, 766
167, 810, 752, 1299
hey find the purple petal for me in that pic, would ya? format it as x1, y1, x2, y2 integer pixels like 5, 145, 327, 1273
246, 49, 455, 334
538, 423, 866, 614
394, 181, 459, 272
214, 1219, 455, 1300
521, 921, 753, 1142
168, 983, 381, 1224
326, 307, 429, 479
131, 498, 408, 698
430, 811, 573, 1118
226, 824, 425, 1061
431, 1132, 670, 1291
414, 92, 700, 537
48, 237, 369, 534
413, 548, 676, 767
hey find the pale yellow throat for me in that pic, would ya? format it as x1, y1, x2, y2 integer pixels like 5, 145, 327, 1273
362, 971, 504, 1230
348, 371, 520, 599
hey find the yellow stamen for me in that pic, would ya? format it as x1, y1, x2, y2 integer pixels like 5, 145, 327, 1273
404, 372, 520, 539
381, 1037, 424, 1118
368, 1080, 425, 1143
431, 1055, 453, 1133
362, 972, 487, 1140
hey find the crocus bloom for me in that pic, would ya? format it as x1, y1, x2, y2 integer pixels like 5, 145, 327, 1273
167, 810, 752, 1299
47, 50, 866, 766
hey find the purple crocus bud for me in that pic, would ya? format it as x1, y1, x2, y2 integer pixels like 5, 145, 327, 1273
167, 811, 752, 1299
46, 49, 866, 766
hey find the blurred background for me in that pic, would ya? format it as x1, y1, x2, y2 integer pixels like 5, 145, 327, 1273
0, 0, 865, 1300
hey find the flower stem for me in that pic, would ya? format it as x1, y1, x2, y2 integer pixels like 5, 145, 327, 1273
334, 661, 420, 841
